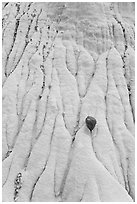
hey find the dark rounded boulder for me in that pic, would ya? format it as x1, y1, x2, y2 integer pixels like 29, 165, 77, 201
85, 116, 96, 132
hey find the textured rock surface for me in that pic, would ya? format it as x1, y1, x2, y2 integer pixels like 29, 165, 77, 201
2, 2, 135, 202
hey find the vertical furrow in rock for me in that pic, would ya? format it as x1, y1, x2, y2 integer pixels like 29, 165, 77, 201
106, 63, 134, 200
2, 99, 37, 201
62, 40, 77, 76
30, 112, 58, 202
28, 67, 63, 201
14, 63, 60, 201
3, 61, 24, 151
124, 46, 135, 121
76, 46, 95, 97
54, 38, 80, 135
2, 153, 14, 187
107, 47, 134, 136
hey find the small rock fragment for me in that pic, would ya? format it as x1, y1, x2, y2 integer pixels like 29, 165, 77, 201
85, 116, 96, 132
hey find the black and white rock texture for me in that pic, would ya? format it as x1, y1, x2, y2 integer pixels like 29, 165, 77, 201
2, 2, 135, 202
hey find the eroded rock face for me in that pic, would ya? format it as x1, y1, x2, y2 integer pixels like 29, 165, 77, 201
2, 2, 135, 202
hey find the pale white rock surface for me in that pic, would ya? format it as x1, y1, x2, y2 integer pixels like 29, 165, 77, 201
2, 2, 135, 202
